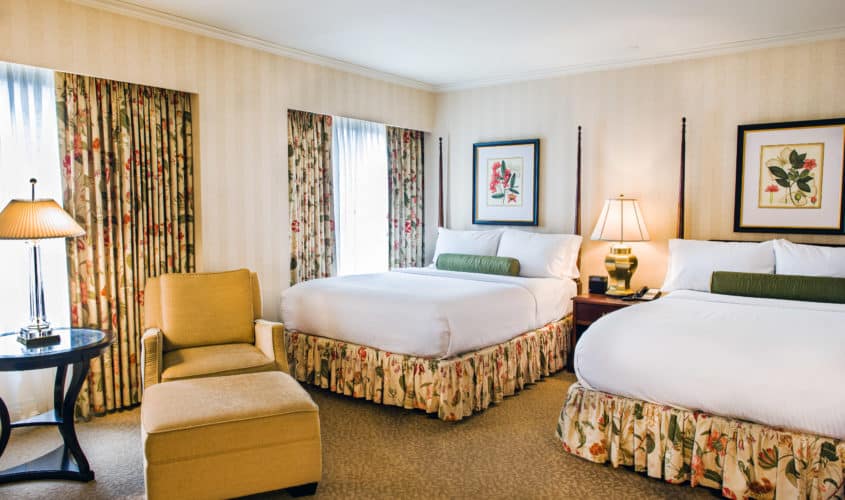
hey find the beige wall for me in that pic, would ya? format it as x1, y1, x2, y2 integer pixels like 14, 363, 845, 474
434, 39, 845, 289
0, 0, 436, 318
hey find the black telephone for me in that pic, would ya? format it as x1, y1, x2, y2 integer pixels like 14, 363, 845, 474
622, 286, 661, 301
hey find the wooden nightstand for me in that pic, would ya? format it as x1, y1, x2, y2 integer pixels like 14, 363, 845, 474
568, 294, 633, 369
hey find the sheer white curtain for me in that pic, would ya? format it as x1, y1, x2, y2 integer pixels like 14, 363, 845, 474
0, 62, 69, 420
332, 117, 389, 275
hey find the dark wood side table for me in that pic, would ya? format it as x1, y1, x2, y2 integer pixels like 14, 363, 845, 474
569, 294, 633, 368
0, 328, 113, 483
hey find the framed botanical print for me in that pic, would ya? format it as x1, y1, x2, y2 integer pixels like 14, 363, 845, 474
734, 118, 845, 234
472, 139, 539, 225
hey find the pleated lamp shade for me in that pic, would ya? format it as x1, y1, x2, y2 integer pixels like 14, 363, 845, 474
0, 198, 85, 240
590, 196, 650, 242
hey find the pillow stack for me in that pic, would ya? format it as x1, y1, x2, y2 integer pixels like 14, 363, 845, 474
662, 238, 845, 301
431, 227, 582, 280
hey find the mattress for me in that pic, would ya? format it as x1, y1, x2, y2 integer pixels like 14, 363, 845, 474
575, 290, 845, 440
281, 267, 576, 359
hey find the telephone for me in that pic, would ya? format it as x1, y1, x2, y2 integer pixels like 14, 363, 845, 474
622, 286, 661, 301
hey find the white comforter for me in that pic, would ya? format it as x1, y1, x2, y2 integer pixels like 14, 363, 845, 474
575, 290, 845, 439
281, 267, 576, 359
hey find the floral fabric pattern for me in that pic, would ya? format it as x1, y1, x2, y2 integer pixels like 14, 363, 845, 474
558, 383, 845, 499
387, 127, 424, 268
286, 316, 570, 421
56, 73, 195, 419
288, 110, 335, 284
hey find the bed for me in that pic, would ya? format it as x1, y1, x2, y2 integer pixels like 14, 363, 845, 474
282, 129, 586, 421
557, 118, 845, 499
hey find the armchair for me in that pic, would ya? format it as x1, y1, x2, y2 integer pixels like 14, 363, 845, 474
141, 269, 287, 390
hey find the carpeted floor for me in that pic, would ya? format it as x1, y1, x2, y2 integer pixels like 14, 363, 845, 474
0, 372, 713, 499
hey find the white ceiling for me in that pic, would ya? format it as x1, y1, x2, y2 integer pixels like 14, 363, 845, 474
87, 0, 845, 91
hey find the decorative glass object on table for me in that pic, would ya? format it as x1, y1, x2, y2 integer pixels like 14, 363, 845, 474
0, 179, 85, 346
590, 194, 650, 296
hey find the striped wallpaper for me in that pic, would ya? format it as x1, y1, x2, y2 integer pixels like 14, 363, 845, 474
433, 39, 845, 288
0, 0, 436, 319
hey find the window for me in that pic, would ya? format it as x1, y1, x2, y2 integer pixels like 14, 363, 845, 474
332, 117, 389, 275
0, 62, 68, 419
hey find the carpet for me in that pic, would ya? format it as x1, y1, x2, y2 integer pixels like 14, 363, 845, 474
0, 372, 711, 499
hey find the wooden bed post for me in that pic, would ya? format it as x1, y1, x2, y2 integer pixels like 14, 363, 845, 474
575, 126, 583, 296
677, 117, 686, 239
438, 137, 444, 228
575, 126, 582, 237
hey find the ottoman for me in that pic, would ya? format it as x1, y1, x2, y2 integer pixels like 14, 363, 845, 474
141, 371, 321, 499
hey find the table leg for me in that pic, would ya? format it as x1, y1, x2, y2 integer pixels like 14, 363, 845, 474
0, 397, 9, 457
57, 360, 93, 480
53, 364, 67, 421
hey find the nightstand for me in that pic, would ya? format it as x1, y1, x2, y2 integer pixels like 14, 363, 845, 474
568, 294, 633, 369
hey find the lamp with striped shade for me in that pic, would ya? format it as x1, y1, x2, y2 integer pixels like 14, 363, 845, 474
0, 179, 85, 346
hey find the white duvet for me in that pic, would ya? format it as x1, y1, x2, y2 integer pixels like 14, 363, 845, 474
281, 267, 576, 359
575, 290, 845, 440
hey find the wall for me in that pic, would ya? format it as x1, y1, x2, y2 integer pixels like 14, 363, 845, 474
433, 39, 845, 288
0, 0, 436, 318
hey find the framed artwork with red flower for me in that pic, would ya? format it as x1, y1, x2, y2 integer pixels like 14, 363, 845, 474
472, 139, 539, 225
734, 118, 845, 234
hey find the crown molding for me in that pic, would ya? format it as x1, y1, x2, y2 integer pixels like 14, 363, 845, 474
433, 26, 845, 92
71, 0, 436, 92
71, 1, 845, 95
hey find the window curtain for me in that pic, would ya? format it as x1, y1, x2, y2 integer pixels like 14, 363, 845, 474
386, 127, 424, 268
288, 110, 335, 284
55, 73, 195, 419
332, 117, 388, 275
0, 62, 68, 421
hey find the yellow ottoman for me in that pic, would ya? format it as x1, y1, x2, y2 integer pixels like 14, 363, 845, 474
141, 371, 321, 499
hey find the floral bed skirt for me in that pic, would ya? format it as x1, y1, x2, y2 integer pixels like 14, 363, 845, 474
557, 383, 845, 499
285, 316, 571, 421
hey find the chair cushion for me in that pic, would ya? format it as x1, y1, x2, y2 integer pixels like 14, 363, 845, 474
142, 371, 320, 463
159, 269, 255, 351
161, 344, 276, 381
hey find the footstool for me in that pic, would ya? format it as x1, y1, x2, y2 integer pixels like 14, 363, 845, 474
141, 371, 321, 499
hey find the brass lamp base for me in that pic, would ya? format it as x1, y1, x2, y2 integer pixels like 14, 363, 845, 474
604, 244, 638, 296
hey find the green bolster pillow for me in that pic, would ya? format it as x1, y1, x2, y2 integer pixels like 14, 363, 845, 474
711, 271, 845, 304
436, 253, 520, 276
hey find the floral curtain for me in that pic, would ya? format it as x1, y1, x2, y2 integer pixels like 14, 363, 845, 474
386, 127, 424, 268
288, 110, 335, 284
56, 73, 195, 419
558, 383, 845, 499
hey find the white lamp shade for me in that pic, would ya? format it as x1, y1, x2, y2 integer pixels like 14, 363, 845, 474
590, 196, 650, 242
0, 199, 85, 240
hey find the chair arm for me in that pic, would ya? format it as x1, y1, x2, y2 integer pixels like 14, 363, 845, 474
141, 328, 163, 392
255, 320, 289, 373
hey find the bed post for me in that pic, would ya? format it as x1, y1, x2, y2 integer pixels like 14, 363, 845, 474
575, 126, 582, 237
438, 137, 444, 228
677, 117, 686, 239
575, 126, 583, 296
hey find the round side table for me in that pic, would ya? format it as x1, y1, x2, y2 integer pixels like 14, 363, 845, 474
0, 328, 113, 483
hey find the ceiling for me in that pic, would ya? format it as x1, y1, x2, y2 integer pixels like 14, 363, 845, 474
87, 0, 845, 91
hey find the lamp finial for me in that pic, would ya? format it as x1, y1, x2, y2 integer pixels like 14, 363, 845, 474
29, 178, 37, 201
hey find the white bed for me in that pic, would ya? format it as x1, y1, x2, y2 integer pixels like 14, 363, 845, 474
575, 289, 845, 440
282, 267, 577, 359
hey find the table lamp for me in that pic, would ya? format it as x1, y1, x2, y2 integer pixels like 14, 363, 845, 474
590, 194, 649, 296
0, 179, 85, 346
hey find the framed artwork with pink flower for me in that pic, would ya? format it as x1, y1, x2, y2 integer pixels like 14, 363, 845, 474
472, 139, 539, 225
734, 118, 845, 234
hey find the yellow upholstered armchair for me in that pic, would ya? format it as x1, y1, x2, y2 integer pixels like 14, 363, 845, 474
140, 269, 287, 390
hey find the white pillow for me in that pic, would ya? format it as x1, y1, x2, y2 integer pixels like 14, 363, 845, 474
432, 228, 503, 262
774, 239, 845, 277
496, 229, 582, 280
661, 239, 775, 292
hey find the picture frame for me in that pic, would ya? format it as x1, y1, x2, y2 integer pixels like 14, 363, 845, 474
472, 139, 540, 226
734, 118, 845, 234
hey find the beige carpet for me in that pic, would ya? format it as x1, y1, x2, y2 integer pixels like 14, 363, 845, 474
0, 372, 712, 499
